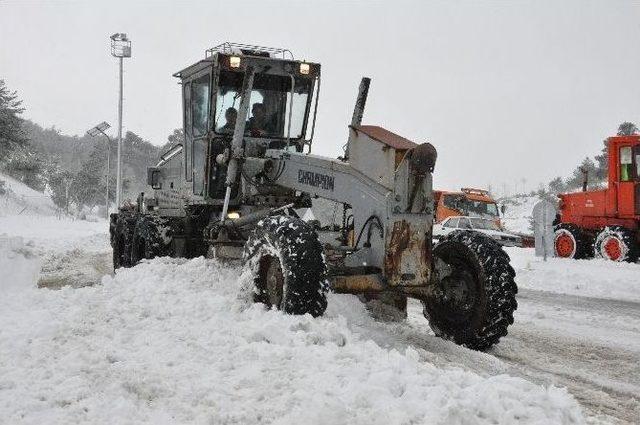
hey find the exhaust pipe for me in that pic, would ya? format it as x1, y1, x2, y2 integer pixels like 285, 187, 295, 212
351, 77, 371, 127
343, 77, 371, 161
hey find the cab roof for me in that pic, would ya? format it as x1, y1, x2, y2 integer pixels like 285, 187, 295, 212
173, 42, 299, 79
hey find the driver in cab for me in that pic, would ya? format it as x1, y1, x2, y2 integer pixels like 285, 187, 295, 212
246, 103, 273, 136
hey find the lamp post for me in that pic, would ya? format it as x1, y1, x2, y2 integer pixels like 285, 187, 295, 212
87, 121, 112, 219
110, 33, 131, 208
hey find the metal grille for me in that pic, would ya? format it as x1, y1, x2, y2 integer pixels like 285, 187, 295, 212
205, 42, 293, 59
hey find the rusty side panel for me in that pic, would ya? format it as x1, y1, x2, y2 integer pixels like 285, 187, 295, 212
384, 220, 431, 286
330, 274, 386, 293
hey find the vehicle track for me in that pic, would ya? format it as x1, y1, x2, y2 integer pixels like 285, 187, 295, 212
491, 289, 640, 424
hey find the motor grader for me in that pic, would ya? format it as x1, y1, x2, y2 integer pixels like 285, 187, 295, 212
110, 43, 517, 350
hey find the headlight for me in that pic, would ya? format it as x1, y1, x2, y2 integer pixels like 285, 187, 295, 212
227, 212, 240, 220
229, 56, 241, 68
299, 63, 310, 75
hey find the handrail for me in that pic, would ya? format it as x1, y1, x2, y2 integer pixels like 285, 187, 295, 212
206, 42, 293, 60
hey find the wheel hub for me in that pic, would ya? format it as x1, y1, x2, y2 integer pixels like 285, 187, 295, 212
603, 237, 622, 261
433, 258, 477, 323
264, 257, 284, 308
555, 233, 575, 258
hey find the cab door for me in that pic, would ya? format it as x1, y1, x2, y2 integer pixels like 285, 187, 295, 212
617, 145, 636, 216
189, 71, 211, 197
634, 145, 640, 215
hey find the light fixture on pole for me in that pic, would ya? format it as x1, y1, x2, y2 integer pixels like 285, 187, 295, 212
87, 121, 112, 219
110, 32, 131, 209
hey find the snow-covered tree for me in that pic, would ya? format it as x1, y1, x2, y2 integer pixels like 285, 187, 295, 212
547, 176, 566, 194
70, 145, 110, 210
0, 79, 28, 156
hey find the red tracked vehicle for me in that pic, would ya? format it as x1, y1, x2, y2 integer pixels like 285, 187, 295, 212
554, 135, 640, 262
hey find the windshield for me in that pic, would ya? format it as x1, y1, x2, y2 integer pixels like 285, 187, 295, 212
214, 70, 311, 139
469, 218, 501, 231
443, 195, 499, 219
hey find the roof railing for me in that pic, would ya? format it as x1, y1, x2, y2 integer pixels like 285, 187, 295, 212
206, 42, 294, 60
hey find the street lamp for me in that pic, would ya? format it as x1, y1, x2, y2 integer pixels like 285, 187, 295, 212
110, 32, 131, 208
87, 121, 112, 219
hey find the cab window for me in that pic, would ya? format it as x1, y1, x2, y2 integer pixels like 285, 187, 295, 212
458, 218, 472, 229
634, 146, 640, 181
183, 83, 192, 181
620, 146, 633, 182
191, 74, 210, 137
444, 218, 458, 228
214, 70, 311, 139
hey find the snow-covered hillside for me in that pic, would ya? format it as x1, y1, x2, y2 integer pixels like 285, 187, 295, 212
499, 194, 545, 235
0, 172, 57, 216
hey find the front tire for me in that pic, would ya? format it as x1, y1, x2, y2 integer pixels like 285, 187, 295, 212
244, 215, 328, 317
130, 215, 173, 264
594, 226, 638, 262
110, 213, 136, 270
553, 223, 592, 259
422, 231, 517, 351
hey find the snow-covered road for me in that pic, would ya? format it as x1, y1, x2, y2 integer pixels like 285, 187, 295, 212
1, 216, 638, 424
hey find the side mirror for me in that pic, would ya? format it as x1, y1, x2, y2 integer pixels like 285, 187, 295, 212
147, 167, 162, 189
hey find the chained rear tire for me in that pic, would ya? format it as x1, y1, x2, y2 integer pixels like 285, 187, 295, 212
553, 223, 592, 259
130, 215, 173, 264
422, 231, 517, 351
594, 226, 638, 262
110, 213, 136, 270
244, 215, 328, 317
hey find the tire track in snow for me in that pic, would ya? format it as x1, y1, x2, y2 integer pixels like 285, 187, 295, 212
491, 289, 640, 424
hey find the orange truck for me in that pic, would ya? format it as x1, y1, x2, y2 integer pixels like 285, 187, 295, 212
554, 134, 640, 261
433, 188, 502, 226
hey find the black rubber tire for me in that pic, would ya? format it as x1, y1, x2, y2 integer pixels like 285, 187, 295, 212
130, 215, 173, 264
553, 223, 593, 259
593, 226, 639, 263
244, 215, 328, 317
422, 230, 518, 351
110, 213, 136, 270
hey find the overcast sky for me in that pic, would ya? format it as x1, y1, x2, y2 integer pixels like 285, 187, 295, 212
1, 0, 639, 193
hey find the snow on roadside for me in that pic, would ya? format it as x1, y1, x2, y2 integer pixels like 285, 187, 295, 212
0, 172, 57, 216
506, 247, 640, 303
0, 257, 585, 425
0, 215, 110, 290
500, 195, 541, 235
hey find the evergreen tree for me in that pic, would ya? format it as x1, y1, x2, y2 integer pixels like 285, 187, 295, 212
548, 176, 566, 194
617, 121, 638, 136
0, 79, 28, 156
566, 158, 597, 190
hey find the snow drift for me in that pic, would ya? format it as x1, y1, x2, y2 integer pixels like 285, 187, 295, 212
0, 254, 585, 424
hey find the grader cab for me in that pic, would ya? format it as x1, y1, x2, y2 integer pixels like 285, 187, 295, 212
111, 43, 517, 351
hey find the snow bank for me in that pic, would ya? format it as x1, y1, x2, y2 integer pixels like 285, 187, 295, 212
507, 247, 640, 302
0, 235, 41, 293
0, 257, 584, 424
0, 172, 57, 216
0, 215, 108, 252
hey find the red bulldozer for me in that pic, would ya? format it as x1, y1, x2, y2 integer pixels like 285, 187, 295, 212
554, 135, 640, 262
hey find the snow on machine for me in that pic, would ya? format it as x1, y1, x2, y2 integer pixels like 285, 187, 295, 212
109, 43, 517, 350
